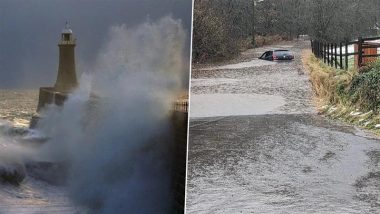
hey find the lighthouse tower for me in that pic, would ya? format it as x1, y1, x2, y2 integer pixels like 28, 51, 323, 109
31, 23, 80, 126
33, 22, 80, 115
54, 22, 78, 92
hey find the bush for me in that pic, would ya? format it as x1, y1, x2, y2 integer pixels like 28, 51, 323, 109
306, 51, 380, 113
336, 81, 348, 102
348, 67, 380, 112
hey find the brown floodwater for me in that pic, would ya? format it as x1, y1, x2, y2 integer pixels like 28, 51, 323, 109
187, 41, 380, 214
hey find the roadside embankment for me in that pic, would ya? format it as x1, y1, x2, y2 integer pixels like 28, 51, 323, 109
303, 50, 380, 134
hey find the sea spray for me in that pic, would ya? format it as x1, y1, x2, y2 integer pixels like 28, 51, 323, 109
0, 121, 41, 184
36, 17, 186, 213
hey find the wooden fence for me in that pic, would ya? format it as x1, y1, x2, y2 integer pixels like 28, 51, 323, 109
173, 99, 189, 112
311, 36, 380, 70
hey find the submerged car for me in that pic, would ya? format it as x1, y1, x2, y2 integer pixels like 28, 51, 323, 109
259, 50, 294, 61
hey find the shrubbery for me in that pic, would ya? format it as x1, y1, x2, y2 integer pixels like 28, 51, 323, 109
346, 61, 380, 112
305, 51, 380, 113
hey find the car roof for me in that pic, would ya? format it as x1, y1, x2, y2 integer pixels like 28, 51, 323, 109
274, 49, 290, 52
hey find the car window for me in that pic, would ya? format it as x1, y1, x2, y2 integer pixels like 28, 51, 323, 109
260, 51, 268, 59
260, 51, 274, 59
274, 51, 290, 56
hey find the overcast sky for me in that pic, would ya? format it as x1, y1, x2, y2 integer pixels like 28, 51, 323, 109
0, 0, 192, 88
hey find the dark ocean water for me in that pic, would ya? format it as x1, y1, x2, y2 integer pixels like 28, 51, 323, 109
0, 90, 79, 213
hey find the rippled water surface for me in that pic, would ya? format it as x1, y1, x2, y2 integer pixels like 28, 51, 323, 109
0, 90, 38, 127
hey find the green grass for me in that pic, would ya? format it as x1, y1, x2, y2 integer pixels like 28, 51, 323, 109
347, 56, 355, 70
303, 50, 380, 135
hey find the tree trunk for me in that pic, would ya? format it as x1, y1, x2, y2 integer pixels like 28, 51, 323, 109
251, 0, 256, 47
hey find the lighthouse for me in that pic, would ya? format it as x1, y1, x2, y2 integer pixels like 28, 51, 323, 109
34, 23, 79, 114
54, 22, 78, 92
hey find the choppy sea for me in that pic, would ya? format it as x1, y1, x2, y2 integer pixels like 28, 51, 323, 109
0, 90, 38, 127
0, 89, 79, 213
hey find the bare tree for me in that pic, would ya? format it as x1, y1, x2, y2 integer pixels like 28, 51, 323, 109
192, 0, 378, 62
251, 0, 256, 47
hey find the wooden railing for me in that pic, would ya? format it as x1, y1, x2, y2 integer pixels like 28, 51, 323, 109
311, 36, 380, 70
173, 99, 188, 113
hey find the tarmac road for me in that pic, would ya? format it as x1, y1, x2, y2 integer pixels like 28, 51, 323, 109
186, 41, 380, 214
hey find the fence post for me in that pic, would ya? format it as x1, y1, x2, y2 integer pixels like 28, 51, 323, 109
323, 43, 326, 63
339, 43, 343, 70
330, 43, 334, 67
358, 37, 363, 68
316, 41, 319, 58
317, 41, 321, 59
315, 41, 317, 57
315, 40, 318, 57
334, 43, 338, 69
324, 43, 327, 63
345, 40, 349, 70
311, 40, 314, 54
327, 43, 330, 64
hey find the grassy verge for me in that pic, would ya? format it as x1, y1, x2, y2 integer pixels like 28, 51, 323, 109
302, 50, 380, 135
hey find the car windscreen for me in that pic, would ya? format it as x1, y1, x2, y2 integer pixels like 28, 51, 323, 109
274, 51, 291, 56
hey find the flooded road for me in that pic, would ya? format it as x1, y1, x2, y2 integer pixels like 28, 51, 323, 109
187, 41, 380, 213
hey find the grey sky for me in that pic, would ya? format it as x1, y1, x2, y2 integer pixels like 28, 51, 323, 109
0, 0, 192, 88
